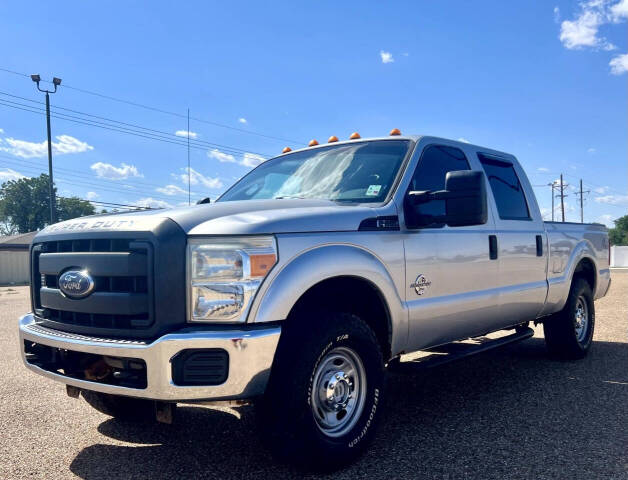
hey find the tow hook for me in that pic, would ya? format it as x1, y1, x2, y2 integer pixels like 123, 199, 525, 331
155, 401, 176, 424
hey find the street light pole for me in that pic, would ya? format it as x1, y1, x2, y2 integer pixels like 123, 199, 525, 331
44, 91, 54, 223
31, 74, 62, 224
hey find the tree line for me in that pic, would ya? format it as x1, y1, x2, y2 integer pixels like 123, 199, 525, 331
0, 174, 95, 235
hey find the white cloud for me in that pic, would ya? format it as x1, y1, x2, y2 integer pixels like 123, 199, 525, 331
596, 213, 615, 227
587, 147, 597, 153
156, 184, 188, 196
594, 186, 610, 194
207, 148, 266, 168
175, 130, 198, 139
380, 50, 394, 64
0, 134, 93, 159
610, 53, 628, 74
241, 152, 266, 168
611, 0, 628, 20
85, 191, 99, 200
559, 0, 618, 50
554, 6, 561, 23
174, 167, 223, 189
0, 128, 4, 134
537, 167, 550, 172
594, 194, 628, 205
208, 148, 236, 163
90, 162, 143, 180
238, 118, 247, 124
0, 168, 26, 182
136, 197, 172, 209
458, 137, 471, 144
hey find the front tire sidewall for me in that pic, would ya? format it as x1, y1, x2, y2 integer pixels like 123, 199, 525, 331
305, 329, 383, 455
262, 314, 385, 468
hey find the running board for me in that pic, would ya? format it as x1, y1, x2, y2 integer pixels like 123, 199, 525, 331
390, 327, 534, 373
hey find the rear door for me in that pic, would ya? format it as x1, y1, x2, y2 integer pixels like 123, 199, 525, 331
402, 144, 500, 352
477, 153, 548, 324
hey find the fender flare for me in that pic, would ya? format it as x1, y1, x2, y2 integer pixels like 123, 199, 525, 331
544, 239, 599, 315
248, 244, 407, 356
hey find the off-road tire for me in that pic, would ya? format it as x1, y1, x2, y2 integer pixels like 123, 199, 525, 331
81, 390, 155, 421
543, 278, 595, 359
258, 312, 385, 470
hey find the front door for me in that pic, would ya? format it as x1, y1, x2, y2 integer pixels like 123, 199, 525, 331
402, 144, 500, 352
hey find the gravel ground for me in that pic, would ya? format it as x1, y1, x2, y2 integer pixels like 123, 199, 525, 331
1, 273, 627, 479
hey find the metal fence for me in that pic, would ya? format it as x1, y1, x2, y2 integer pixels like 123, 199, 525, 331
0, 251, 30, 285
611, 246, 628, 268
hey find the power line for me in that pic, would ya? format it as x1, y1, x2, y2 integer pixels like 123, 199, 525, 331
0, 160, 184, 203
0, 97, 272, 158
0, 155, 188, 199
0, 155, 190, 199
0, 91, 274, 156
0, 66, 303, 145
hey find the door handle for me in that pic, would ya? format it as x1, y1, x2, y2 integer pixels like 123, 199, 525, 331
489, 235, 498, 260
536, 235, 543, 257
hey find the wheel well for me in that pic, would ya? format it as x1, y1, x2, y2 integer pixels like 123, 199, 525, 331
573, 258, 596, 293
287, 276, 392, 360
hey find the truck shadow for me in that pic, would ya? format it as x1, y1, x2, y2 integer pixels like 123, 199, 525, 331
70, 338, 628, 479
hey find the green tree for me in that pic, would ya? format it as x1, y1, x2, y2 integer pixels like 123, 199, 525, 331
0, 174, 95, 234
609, 215, 628, 246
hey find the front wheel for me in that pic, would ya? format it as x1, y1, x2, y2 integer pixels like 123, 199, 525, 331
543, 278, 595, 359
258, 312, 385, 470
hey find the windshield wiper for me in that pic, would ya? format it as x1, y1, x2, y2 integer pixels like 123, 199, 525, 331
274, 195, 307, 199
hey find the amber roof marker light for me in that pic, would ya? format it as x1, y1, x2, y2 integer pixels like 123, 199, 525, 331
328, 135, 339, 143
389, 128, 401, 136
308, 139, 319, 147
349, 132, 361, 140
282, 147, 292, 153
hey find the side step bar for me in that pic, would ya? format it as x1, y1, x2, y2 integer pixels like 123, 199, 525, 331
390, 327, 534, 373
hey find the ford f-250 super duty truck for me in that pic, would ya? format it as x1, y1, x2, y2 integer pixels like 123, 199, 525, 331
19, 132, 611, 468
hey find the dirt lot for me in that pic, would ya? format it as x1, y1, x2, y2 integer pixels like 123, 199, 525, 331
1, 272, 627, 479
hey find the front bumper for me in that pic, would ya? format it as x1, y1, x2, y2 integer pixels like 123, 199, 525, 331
19, 313, 281, 402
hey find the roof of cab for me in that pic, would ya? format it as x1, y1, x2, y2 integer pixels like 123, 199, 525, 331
276, 134, 514, 160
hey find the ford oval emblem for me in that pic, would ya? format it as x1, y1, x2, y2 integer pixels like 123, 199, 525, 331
58, 270, 95, 299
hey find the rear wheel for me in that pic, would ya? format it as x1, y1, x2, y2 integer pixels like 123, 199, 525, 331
543, 278, 595, 359
258, 312, 385, 469
81, 390, 155, 421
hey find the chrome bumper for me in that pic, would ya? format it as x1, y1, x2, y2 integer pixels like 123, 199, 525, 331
19, 313, 281, 402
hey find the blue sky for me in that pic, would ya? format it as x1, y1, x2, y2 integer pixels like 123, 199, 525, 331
0, 0, 626, 225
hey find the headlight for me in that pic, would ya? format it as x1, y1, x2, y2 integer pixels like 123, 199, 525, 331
187, 236, 277, 323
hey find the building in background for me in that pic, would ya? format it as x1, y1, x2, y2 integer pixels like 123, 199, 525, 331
0, 232, 36, 285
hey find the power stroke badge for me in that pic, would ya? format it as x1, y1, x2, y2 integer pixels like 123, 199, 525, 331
410, 274, 431, 296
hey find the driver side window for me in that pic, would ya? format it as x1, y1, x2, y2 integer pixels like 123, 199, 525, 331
404, 145, 470, 227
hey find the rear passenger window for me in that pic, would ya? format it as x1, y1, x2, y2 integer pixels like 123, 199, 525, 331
478, 154, 530, 220
405, 145, 470, 226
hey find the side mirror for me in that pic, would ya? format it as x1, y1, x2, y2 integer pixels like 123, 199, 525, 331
443, 170, 487, 227
407, 170, 487, 227
196, 197, 211, 205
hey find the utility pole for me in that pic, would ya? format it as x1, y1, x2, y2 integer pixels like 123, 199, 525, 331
31, 74, 62, 224
550, 182, 556, 221
187, 108, 191, 205
575, 179, 591, 223
579, 179, 583, 223
560, 174, 566, 222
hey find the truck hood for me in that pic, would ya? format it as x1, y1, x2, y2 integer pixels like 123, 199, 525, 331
39, 199, 392, 236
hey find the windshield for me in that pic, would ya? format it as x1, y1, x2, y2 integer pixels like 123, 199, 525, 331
218, 140, 411, 203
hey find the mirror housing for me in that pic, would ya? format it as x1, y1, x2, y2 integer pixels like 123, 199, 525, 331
407, 170, 487, 227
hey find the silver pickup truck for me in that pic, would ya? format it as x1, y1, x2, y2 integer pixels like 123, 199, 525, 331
19, 133, 611, 469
